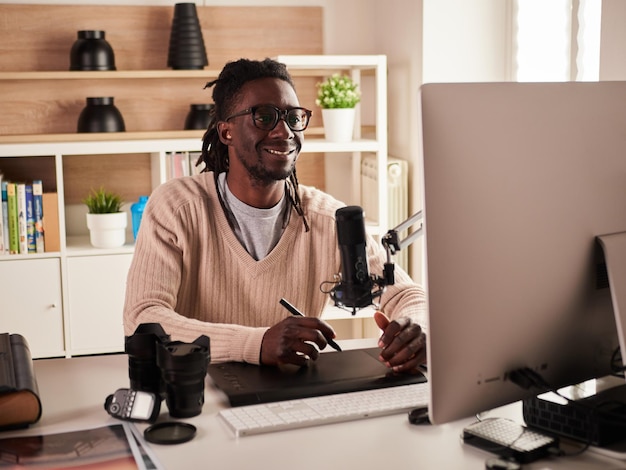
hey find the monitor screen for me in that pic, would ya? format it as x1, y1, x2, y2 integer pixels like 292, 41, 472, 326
420, 81, 626, 425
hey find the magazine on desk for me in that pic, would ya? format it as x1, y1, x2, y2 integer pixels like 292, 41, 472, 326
0, 423, 163, 469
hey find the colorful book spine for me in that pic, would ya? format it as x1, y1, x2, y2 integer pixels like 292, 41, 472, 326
0, 174, 4, 254
1, 182, 9, 255
25, 184, 36, 253
167, 151, 191, 179
32, 180, 45, 253
16, 183, 28, 254
7, 183, 19, 254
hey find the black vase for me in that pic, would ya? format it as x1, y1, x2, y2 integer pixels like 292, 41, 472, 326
184, 104, 214, 130
70, 30, 116, 71
167, 3, 208, 70
77, 97, 126, 133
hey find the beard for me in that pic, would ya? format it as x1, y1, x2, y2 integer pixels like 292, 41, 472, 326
235, 146, 298, 186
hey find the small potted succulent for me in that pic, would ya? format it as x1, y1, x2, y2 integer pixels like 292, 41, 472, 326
83, 186, 127, 248
316, 74, 361, 142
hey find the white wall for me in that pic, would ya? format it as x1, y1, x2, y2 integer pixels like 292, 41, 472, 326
599, 0, 626, 80
321, 0, 511, 283
415, 0, 512, 282
321, 1, 424, 271
422, 0, 512, 84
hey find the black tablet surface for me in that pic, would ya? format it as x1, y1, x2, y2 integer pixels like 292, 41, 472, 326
206, 347, 427, 406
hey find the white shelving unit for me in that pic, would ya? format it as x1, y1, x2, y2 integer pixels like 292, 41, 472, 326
0, 55, 389, 357
0, 136, 203, 358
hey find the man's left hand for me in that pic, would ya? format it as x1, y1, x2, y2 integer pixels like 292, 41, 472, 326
374, 311, 426, 374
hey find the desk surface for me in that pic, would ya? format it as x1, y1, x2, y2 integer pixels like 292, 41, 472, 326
4, 341, 626, 470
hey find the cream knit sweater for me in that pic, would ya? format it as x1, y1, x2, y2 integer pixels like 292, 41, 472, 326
123, 172, 427, 364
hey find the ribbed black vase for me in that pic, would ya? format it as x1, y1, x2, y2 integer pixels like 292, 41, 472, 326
77, 97, 126, 133
167, 3, 208, 70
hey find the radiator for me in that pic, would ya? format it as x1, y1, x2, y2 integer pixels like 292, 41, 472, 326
361, 155, 409, 272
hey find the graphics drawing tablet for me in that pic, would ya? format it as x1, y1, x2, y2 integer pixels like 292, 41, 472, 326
206, 347, 427, 407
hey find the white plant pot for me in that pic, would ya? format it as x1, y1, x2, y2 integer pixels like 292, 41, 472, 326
86, 212, 127, 248
321, 108, 356, 142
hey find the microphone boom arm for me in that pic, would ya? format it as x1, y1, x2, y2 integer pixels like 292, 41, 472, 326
381, 210, 423, 286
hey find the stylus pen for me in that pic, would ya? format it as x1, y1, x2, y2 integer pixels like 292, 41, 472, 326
279, 298, 342, 352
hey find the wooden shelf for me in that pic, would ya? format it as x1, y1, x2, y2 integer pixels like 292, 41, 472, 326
0, 132, 379, 156
0, 126, 376, 146
65, 236, 135, 256
0, 61, 366, 81
0, 130, 204, 145
0, 70, 220, 80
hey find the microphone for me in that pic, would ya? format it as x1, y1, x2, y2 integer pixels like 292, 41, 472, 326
330, 206, 381, 314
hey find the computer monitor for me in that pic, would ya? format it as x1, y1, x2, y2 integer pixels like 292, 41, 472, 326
420, 81, 626, 425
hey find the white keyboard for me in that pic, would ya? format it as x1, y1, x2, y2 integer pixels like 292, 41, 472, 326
463, 418, 557, 453
218, 383, 429, 437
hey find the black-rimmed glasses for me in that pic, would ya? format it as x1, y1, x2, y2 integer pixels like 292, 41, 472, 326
225, 105, 312, 132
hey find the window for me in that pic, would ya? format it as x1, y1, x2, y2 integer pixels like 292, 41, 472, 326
514, 0, 601, 82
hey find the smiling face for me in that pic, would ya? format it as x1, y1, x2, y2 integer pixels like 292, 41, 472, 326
218, 77, 304, 207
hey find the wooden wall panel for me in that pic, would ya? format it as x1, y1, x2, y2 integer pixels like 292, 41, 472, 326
61, 151, 325, 205
63, 154, 152, 205
0, 5, 323, 135
0, 4, 326, 192
0, 76, 322, 136
0, 5, 322, 71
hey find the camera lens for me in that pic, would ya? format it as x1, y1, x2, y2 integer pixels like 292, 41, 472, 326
157, 335, 210, 418
125, 323, 170, 397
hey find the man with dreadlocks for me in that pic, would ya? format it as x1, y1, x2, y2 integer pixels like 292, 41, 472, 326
123, 58, 427, 372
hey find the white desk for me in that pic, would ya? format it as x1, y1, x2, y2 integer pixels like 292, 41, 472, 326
4, 344, 626, 470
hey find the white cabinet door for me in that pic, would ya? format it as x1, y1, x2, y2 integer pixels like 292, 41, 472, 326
0, 258, 64, 358
66, 254, 133, 355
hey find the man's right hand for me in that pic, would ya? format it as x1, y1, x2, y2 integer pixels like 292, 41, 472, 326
260, 316, 337, 367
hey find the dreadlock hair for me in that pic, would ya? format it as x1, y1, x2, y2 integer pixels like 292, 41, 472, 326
199, 57, 309, 231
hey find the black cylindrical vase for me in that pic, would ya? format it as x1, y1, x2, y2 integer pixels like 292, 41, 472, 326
167, 3, 208, 70
184, 104, 214, 130
77, 97, 126, 133
70, 30, 116, 71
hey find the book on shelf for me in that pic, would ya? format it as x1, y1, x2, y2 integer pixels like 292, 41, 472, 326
16, 183, 28, 254
166, 151, 205, 180
42, 192, 60, 252
25, 184, 36, 253
32, 180, 45, 253
1, 178, 53, 255
0, 174, 4, 254
1, 181, 7, 255
168, 151, 190, 179
6, 182, 19, 254
1, 180, 8, 255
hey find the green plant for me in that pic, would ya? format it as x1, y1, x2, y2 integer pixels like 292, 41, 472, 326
83, 187, 124, 214
315, 74, 361, 109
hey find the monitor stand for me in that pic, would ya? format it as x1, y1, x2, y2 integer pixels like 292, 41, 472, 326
589, 232, 626, 460
598, 232, 626, 371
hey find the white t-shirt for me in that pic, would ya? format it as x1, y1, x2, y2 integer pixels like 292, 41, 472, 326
218, 172, 289, 260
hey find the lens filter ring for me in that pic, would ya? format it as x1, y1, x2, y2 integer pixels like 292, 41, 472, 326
144, 421, 197, 445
